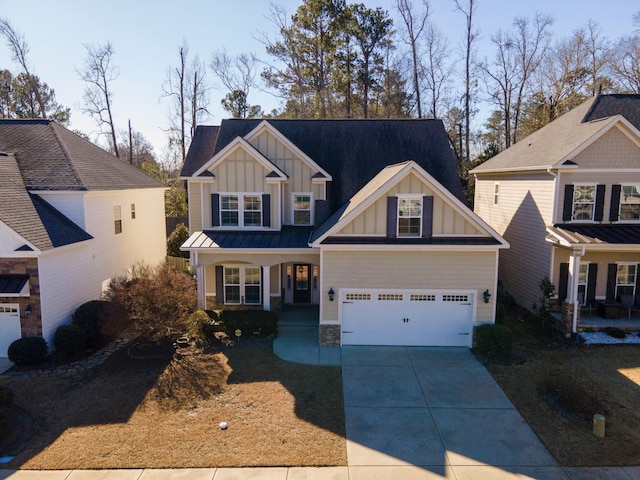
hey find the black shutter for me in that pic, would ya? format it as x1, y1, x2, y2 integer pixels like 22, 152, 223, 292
594, 185, 606, 221
635, 264, 640, 303
606, 263, 617, 301
262, 194, 271, 227
216, 265, 224, 304
422, 196, 434, 238
610, 184, 621, 222
562, 185, 574, 221
211, 194, 220, 227
386, 196, 398, 238
558, 263, 569, 302
587, 263, 598, 304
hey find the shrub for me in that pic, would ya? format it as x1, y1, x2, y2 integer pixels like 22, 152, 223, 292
7, 337, 48, 366
219, 310, 278, 338
186, 310, 217, 343
0, 406, 10, 441
603, 327, 626, 339
106, 262, 197, 341
0, 385, 13, 408
167, 223, 190, 258
71, 300, 128, 349
54, 324, 88, 358
475, 324, 513, 359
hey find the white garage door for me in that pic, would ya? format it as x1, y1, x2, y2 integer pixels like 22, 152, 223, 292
341, 289, 474, 347
0, 304, 21, 357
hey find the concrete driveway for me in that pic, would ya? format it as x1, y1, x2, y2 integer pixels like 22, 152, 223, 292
341, 346, 568, 479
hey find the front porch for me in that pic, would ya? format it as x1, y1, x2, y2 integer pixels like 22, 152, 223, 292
551, 305, 640, 332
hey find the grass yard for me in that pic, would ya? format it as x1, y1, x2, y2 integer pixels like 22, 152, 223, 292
1, 342, 346, 469
482, 309, 640, 467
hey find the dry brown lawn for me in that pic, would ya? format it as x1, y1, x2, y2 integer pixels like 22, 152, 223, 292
482, 310, 640, 467
1, 342, 346, 469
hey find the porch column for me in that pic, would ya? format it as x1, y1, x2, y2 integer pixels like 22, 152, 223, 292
196, 265, 206, 310
568, 248, 585, 334
262, 265, 271, 311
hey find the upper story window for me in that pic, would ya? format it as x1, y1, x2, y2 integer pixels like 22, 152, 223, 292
293, 194, 312, 225
212, 193, 270, 229
398, 196, 422, 237
114, 205, 122, 234
572, 185, 596, 221
619, 185, 640, 221
493, 183, 500, 205
131, 203, 136, 219
221, 195, 239, 226
243, 195, 262, 226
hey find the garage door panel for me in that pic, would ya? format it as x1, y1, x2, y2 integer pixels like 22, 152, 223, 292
341, 290, 473, 347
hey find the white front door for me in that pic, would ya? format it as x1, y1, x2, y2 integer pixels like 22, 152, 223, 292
341, 289, 474, 347
0, 304, 21, 357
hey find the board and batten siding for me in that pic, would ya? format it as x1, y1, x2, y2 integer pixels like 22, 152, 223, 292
320, 249, 497, 325
474, 173, 555, 309
337, 172, 485, 236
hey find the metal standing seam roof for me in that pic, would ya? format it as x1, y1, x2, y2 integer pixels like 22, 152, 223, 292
0, 275, 29, 294
547, 224, 640, 246
182, 226, 314, 250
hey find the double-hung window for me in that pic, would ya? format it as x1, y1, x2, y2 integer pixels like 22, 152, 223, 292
224, 266, 261, 305
619, 185, 640, 221
493, 183, 500, 205
220, 194, 262, 227
293, 194, 312, 225
398, 196, 422, 237
578, 263, 589, 303
616, 263, 637, 299
572, 185, 596, 221
114, 205, 122, 234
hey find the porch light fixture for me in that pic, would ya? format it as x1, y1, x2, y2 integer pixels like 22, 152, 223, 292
483, 289, 491, 304
328, 287, 335, 302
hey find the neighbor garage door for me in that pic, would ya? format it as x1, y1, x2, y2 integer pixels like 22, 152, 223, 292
341, 289, 474, 347
0, 304, 21, 357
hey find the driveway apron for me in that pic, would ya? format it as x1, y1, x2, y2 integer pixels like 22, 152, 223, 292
342, 346, 560, 476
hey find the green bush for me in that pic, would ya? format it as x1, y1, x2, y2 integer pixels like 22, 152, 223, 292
167, 223, 190, 258
475, 324, 513, 359
186, 310, 217, 342
54, 324, 88, 358
219, 310, 278, 338
0, 406, 11, 441
603, 327, 626, 339
7, 337, 48, 366
0, 385, 13, 408
72, 300, 129, 349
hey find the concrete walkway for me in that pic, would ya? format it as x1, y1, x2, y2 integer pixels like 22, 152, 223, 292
2, 307, 640, 479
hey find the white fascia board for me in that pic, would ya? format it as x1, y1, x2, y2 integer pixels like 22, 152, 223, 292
192, 136, 287, 179
318, 244, 506, 252
243, 120, 333, 181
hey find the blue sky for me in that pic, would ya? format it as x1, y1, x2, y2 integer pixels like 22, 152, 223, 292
0, 0, 637, 158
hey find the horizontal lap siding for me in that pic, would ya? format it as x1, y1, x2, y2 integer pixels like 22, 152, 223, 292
321, 250, 497, 324
475, 174, 555, 309
188, 182, 203, 232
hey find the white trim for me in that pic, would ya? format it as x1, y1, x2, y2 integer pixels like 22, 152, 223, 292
223, 265, 262, 306
192, 137, 287, 179
0, 219, 41, 254
319, 244, 505, 252
617, 183, 640, 222
569, 183, 598, 222
243, 121, 333, 181
292, 192, 314, 226
217, 192, 265, 229
493, 182, 500, 206
396, 194, 423, 238
200, 182, 205, 231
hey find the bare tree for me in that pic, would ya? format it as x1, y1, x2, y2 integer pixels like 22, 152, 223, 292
0, 18, 47, 117
210, 49, 261, 118
423, 22, 454, 118
396, 0, 429, 118
452, 0, 478, 162
79, 42, 119, 157
188, 56, 210, 135
611, 34, 640, 94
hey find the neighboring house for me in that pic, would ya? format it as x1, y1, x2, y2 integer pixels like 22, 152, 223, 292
0, 119, 167, 356
181, 119, 507, 347
472, 94, 640, 333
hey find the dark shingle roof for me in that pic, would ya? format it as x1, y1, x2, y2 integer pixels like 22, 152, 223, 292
181, 119, 464, 211
182, 226, 313, 249
583, 94, 640, 130
0, 119, 164, 191
0, 152, 92, 251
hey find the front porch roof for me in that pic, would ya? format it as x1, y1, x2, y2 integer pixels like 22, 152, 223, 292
320, 235, 502, 246
547, 224, 640, 248
182, 226, 313, 250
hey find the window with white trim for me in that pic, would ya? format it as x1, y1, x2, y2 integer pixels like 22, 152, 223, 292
493, 183, 500, 205
224, 266, 261, 305
131, 203, 136, 219
221, 194, 263, 227
114, 205, 122, 234
293, 194, 312, 225
221, 195, 239, 226
243, 195, 262, 226
619, 185, 640, 221
616, 263, 637, 299
572, 185, 596, 221
578, 263, 588, 303
398, 196, 422, 237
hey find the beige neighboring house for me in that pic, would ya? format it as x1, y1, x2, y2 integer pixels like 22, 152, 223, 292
472, 94, 640, 334
0, 120, 167, 357
181, 119, 507, 347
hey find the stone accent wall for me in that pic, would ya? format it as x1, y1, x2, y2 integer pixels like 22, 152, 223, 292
270, 296, 283, 312
0, 257, 42, 337
554, 301, 580, 335
319, 324, 340, 347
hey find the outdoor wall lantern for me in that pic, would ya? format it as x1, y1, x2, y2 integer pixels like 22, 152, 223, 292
483, 289, 491, 304
328, 287, 335, 302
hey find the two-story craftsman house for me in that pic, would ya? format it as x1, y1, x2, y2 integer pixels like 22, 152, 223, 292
181, 119, 507, 347
473, 94, 640, 333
